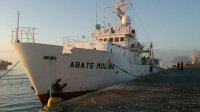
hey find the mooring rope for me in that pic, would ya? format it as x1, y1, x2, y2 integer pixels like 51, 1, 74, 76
108, 59, 139, 78
0, 61, 20, 79
112, 63, 139, 78
152, 65, 165, 71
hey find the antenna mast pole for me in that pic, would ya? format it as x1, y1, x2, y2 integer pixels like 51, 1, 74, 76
96, 0, 98, 24
16, 11, 20, 42
121, 0, 125, 15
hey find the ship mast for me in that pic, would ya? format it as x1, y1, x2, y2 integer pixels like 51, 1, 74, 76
108, 0, 127, 20
121, 0, 125, 16
16, 11, 20, 43
150, 42, 154, 58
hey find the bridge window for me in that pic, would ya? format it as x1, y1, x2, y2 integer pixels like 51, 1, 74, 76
115, 38, 119, 42
104, 38, 108, 42
109, 38, 113, 42
120, 37, 124, 41
99, 39, 103, 42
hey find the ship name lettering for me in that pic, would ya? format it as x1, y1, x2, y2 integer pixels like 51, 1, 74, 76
96, 63, 114, 69
70, 61, 114, 69
70, 61, 94, 69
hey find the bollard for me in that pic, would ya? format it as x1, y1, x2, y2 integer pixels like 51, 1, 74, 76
138, 74, 144, 81
39, 97, 63, 112
47, 97, 62, 108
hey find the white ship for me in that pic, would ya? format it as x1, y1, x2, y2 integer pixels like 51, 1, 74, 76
12, 0, 161, 106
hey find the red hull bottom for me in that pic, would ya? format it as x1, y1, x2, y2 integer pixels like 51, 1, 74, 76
38, 90, 96, 106
185, 64, 200, 68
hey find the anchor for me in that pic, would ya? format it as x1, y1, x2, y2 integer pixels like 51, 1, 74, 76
52, 78, 67, 93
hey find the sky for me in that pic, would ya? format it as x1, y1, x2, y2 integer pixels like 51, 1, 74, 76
0, 0, 200, 62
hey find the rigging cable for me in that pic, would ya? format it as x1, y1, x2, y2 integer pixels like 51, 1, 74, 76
0, 61, 20, 79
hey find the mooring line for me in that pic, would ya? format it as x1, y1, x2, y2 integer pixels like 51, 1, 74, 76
108, 59, 139, 78
112, 64, 139, 78
0, 61, 20, 79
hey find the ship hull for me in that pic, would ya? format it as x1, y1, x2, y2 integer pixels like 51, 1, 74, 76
0, 65, 9, 70
185, 64, 200, 68
12, 43, 155, 105
0, 62, 12, 70
38, 90, 95, 106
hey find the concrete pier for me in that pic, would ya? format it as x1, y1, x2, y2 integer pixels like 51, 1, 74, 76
59, 68, 200, 112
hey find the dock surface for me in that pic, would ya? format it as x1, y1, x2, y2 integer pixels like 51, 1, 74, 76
59, 68, 200, 112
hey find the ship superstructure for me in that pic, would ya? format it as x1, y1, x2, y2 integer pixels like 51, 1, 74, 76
12, 0, 160, 105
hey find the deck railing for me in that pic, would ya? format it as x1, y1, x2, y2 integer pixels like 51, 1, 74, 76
11, 27, 36, 43
63, 36, 94, 46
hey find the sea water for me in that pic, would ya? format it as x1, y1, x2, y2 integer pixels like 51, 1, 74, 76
0, 65, 40, 112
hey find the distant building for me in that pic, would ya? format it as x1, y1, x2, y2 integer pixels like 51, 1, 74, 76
189, 49, 200, 64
